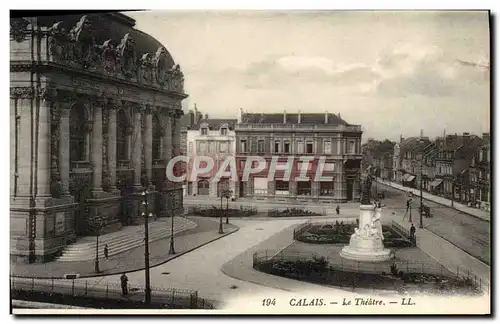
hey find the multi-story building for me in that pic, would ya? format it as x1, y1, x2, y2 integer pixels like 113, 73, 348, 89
186, 116, 237, 197
180, 105, 203, 196
395, 136, 431, 189
10, 13, 186, 262
434, 133, 483, 200
234, 110, 363, 203
464, 133, 490, 209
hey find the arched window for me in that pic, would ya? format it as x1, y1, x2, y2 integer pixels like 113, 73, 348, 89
116, 109, 129, 161
152, 114, 162, 161
70, 104, 87, 162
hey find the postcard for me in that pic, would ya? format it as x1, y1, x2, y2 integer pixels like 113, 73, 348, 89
9, 9, 491, 315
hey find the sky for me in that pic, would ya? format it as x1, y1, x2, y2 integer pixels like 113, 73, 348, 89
125, 10, 490, 142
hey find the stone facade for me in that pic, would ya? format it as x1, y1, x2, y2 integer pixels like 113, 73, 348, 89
234, 110, 363, 203
10, 13, 187, 263
185, 117, 237, 198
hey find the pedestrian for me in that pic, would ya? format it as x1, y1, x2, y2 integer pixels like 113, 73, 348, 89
335, 205, 340, 215
410, 223, 416, 242
120, 273, 129, 296
104, 244, 109, 260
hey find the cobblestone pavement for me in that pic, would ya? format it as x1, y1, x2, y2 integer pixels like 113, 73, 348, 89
375, 182, 490, 265
11, 217, 238, 279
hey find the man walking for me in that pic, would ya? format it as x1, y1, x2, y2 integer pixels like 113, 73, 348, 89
335, 205, 340, 215
104, 244, 109, 260
120, 273, 129, 296
410, 223, 416, 242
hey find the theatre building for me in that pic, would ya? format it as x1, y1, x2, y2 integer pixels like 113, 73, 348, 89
234, 110, 363, 203
10, 13, 187, 262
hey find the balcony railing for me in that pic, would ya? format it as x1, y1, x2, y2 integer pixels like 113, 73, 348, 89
235, 124, 362, 132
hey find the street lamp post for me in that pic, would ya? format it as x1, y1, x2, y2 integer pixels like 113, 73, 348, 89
141, 190, 152, 305
409, 199, 412, 223
224, 189, 232, 224
219, 191, 224, 234
89, 215, 104, 273
419, 158, 424, 229
169, 206, 176, 255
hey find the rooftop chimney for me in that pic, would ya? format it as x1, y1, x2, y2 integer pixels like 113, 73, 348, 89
420, 129, 424, 138
283, 110, 287, 124
298, 110, 301, 123
462, 132, 470, 146
400, 135, 404, 143
325, 111, 328, 124
237, 108, 243, 123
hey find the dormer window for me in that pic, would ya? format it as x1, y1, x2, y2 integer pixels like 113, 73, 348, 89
201, 128, 208, 135
220, 123, 229, 136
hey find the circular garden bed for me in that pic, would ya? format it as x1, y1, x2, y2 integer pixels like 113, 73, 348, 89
297, 223, 414, 248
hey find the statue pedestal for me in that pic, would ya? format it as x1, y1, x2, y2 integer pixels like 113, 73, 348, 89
340, 205, 391, 262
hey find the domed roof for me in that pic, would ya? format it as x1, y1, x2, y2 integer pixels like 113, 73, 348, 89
37, 12, 176, 68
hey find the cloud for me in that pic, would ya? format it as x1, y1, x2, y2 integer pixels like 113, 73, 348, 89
374, 44, 489, 97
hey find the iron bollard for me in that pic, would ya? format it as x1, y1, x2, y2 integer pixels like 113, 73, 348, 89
85, 280, 88, 296
72, 279, 75, 296
106, 283, 109, 299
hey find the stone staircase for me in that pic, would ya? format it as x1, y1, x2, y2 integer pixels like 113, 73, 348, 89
57, 217, 197, 262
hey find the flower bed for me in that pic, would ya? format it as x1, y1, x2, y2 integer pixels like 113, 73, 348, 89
191, 207, 257, 218
296, 223, 414, 247
268, 208, 322, 217
254, 259, 482, 296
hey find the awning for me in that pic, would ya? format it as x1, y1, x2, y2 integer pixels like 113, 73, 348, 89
430, 179, 443, 187
402, 174, 411, 181
406, 175, 416, 182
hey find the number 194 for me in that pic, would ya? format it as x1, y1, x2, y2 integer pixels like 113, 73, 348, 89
262, 298, 276, 306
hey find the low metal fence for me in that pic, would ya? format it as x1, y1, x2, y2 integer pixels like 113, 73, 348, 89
391, 220, 417, 245
293, 220, 312, 240
268, 207, 327, 217
252, 250, 489, 294
185, 204, 258, 215
10, 276, 214, 309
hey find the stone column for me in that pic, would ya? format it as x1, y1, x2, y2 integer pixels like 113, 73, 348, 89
144, 106, 153, 185
91, 99, 104, 192
16, 95, 32, 196
37, 90, 52, 197
132, 104, 143, 187
107, 101, 118, 190
10, 97, 17, 196
59, 101, 71, 195
162, 110, 172, 165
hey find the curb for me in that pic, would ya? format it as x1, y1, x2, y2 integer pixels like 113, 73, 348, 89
376, 180, 490, 222
12, 226, 240, 280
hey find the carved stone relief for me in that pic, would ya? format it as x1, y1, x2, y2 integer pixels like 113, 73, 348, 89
43, 16, 186, 94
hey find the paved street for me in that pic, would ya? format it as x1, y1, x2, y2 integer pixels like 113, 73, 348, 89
375, 182, 491, 265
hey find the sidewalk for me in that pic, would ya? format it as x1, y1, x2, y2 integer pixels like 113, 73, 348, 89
377, 180, 490, 221
11, 217, 239, 279
388, 210, 490, 294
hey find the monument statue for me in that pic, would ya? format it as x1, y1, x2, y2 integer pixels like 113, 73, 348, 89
360, 166, 374, 205
340, 165, 391, 262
